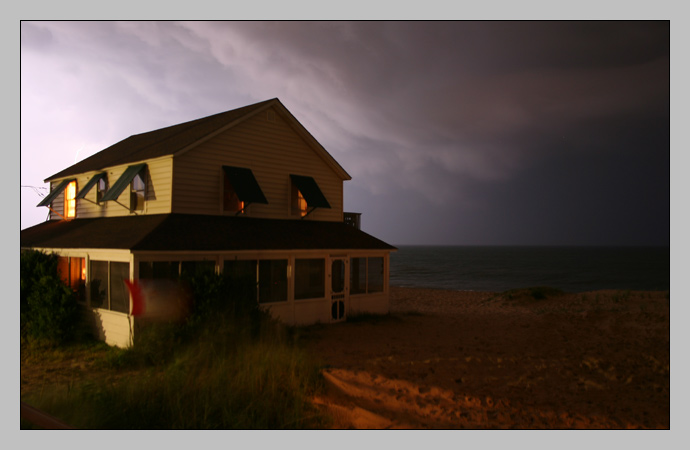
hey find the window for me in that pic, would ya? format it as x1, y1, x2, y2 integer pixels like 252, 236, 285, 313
131, 167, 146, 212
224, 259, 287, 303
57, 256, 86, 302
295, 259, 325, 300
368, 257, 384, 293
224, 260, 258, 301
90, 260, 130, 313
222, 166, 268, 214
97, 176, 108, 203
180, 261, 216, 278
223, 175, 244, 213
292, 187, 308, 217
64, 181, 77, 218
139, 261, 181, 280
350, 257, 384, 294
290, 175, 331, 217
350, 257, 367, 295
259, 260, 288, 303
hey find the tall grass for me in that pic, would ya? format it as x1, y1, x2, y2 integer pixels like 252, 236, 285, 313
22, 274, 330, 429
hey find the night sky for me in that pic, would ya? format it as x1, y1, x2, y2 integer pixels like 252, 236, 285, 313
20, 21, 670, 246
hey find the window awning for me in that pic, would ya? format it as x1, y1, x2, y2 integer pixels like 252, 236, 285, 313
101, 164, 146, 202
222, 166, 268, 204
290, 174, 331, 209
75, 172, 107, 199
37, 179, 75, 207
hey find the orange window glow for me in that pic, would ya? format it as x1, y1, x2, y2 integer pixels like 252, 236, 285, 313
297, 190, 308, 217
65, 181, 77, 218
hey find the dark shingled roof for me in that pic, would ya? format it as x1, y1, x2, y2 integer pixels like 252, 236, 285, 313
46, 99, 277, 182
20, 214, 397, 252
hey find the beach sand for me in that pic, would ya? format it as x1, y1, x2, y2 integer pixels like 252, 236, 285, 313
305, 287, 670, 429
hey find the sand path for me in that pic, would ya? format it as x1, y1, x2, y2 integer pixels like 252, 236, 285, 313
304, 287, 670, 429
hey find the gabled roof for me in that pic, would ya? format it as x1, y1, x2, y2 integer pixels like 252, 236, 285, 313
45, 98, 350, 182
20, 214, 396, 252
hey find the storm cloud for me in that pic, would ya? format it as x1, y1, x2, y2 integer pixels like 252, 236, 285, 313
20, 21, 670, 245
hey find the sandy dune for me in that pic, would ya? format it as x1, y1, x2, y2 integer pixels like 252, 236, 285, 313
304, 287, 670, 429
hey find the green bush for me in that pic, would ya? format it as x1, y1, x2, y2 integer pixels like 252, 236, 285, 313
21, 250, 80, 344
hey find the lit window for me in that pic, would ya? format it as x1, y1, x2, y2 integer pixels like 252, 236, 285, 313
223, 175, 245, 213
290, 174, 330, 217
64, 181, 77, 218
130, 168, 146, 212
57, 256, 86, 302
293, 188, 308, 217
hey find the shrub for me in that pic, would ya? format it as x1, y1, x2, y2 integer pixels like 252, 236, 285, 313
21, 250, 80, 344
25, 275, 79, 344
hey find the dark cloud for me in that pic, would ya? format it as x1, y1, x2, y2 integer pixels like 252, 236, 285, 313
21, 21, 669, 245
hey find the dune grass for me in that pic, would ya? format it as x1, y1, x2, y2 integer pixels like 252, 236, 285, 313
21, 309, 329, 429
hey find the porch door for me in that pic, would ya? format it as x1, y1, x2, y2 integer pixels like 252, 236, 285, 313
330, 257, 349, 322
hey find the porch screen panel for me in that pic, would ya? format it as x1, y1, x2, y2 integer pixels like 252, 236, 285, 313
224, 260, 258, 302
90, 261, 108, 309
295, 259, 325, 300
140, 261, 180, 280
109, 262, 130, 313
258, 260, 287, 303
367, 257, 384, 293
350, 257, 367, 295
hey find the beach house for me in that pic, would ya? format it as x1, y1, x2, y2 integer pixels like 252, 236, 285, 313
20, 98, 396, 347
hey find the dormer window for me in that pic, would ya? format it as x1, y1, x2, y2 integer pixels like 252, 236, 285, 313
290, 174, 331, 218
37, 178, 77, 220
64, 181, 77, 218
131, 168, 146, 212
76, 172, 108, 206
101, 163, 147, 212
97, 175, 108, 203
222, 166, 268, 215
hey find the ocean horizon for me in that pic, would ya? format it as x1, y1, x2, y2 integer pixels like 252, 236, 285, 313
389, 245, 670, 293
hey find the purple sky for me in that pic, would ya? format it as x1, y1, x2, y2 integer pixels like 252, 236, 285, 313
20, 21, 670, 246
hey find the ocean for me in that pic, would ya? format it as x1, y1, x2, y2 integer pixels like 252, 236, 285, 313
389, 246, 670, 293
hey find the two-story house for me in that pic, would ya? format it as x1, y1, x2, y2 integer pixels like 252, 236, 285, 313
20, 98, 396, 347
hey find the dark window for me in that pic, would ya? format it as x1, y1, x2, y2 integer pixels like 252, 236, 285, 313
349, 257, 384, 294
131, 168, 146, 212
89, 260, 130, 313
350, 257, 367, 295
180, 261, 216, 278
258, 260, 287, 303
224, 260, 258, 301
110, 262, 130, 313
97, 176, 108, 203
90, 261, 108, 309
139, 261, 180, 280
367, 257, 384, 293
295, 259, 325, 300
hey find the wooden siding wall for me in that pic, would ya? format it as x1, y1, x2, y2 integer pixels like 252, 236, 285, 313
49, 158, 173, 220
172, 107, 344, 221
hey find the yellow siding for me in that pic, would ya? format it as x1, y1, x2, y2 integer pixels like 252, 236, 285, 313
70, 158, 172, 219
84, 308, 133, 348
172, 107, 344, 221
